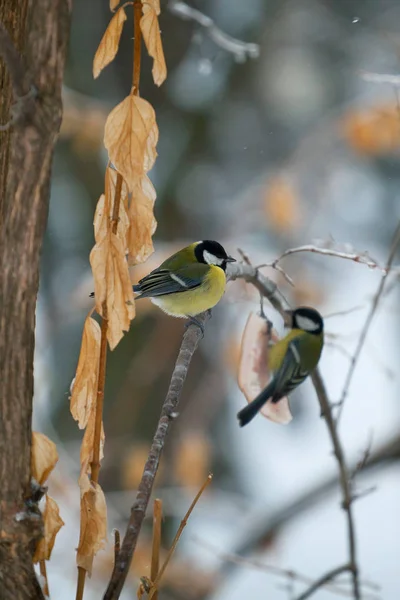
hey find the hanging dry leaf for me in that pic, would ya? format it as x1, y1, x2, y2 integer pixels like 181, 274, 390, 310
80, 408, 105, 469
104, 95, 157, 191
145, 0, 160, 14
110, 0, 120, 10
70, 316, 101, 429
77, 473, 107, 576
264, 177, 301, 233
174, 433, 211, 488
140, 5, 167, 86
93, 7, 127, 79
90, 232, 135, 349
238, 312, 292, 425
128, 175, 157, 264
31, 432, 59, 485
33, 495, 65, 563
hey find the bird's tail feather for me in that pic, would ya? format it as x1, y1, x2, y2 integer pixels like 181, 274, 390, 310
237, 380, 276, 427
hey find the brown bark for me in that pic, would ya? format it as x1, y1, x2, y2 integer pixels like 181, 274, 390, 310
0, 1, 71, 598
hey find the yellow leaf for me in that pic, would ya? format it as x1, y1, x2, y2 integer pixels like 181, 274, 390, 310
104, 95, 158, 191
238, 312, 292, 425
264, 177, 300, 233
90, 232, 135, 349
80, 408, 105, 469
127, 175, 157, 264
33, 495, 65, 563
77, 474, 107, 576
93, 7, 127, 79
31, 432, 59, 485
110, 0, 120, 10
140, 6, 167, 86
70, 316, 101, 429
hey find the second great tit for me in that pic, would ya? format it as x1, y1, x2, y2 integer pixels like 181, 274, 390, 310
237, 307, 324, 427
133, 240, 235, 322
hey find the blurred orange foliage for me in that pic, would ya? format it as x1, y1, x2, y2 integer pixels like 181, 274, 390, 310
343, 105, 400, 155
264, 177, 301, 232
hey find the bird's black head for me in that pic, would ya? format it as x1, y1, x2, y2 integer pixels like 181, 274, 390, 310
194, 240, 236, 271
291, 306, 324, 335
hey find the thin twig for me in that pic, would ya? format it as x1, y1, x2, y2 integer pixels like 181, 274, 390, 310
150, 500, 162, 600
228, 260, 361, 600
103, 311, 210, 600
132, 1, 142, 95
294, 564, 352, 600
168, 1, 260, 62
114, 529, 121, 564
148, 474, 213, 600
267, 244, 384, 272
336, 220, 400, 423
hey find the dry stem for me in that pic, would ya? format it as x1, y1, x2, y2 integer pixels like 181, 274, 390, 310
150, 500, 162, 600
132, 1, 142, 95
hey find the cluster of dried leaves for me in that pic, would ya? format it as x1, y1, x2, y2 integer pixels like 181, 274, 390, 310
67, 0, 167, 583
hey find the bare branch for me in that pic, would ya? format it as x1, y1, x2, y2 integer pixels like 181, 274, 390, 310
168, 1, 260, 62
336, 220, 400, 422
361, 71, 400, 86
228, 260, 361, 599
103, 311, 210, 600
294, 564, 352, 600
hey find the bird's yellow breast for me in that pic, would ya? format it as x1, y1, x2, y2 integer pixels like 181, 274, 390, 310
152, 265, 226, 317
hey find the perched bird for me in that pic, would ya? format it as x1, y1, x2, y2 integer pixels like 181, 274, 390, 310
132, 240, 235, 325
237, 306, 324, 427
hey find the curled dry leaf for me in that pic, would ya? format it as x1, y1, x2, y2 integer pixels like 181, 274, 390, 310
31, 432, 59, 485
110, 0, 120, 10
140, 5, 167, 86
104, 95, 158, 192
93, 7, 127, 79
77, 472, 107, 576
238, 312, 292, 425
145, 0, 160, 14
33, 495, 65, 563
94, 188, 129, 253
70, 316, 101, 429
80, 409, 105, 469
90, 232, 135, 349
128, 175, 157, 264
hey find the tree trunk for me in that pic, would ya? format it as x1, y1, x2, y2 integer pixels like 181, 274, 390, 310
0, 1, 71, 598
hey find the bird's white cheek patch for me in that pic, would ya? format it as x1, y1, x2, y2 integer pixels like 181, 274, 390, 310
295, 315, 319, 332
203, 250, 223, 266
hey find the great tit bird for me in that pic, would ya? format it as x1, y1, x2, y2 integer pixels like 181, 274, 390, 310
133, 240, 235, 322
237, 307, 324, 427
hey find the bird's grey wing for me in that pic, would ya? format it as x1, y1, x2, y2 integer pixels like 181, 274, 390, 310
271, 339, 309, 401
135, 266, 203, 298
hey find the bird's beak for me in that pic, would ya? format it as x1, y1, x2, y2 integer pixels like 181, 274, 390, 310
226, 256, 236, 263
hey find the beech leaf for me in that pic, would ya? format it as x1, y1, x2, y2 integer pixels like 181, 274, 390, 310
128, 175, 157, 264
90, 232, 135, 349
110, 0, 120, 10
31, 432, 59, 485
93, 7, 127, 79
104, 95, 158, 191
33, 495, 65, 563
80, 409, 105, 469
140, 5, 167, 86
77, 473, 107, 576
238, 312, 292, 425
70, 316, 101, 429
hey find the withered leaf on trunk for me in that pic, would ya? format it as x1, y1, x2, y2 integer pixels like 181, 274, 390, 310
93, 7, 127, 79
140, 5, 167, 87
128, 175, 157, 264
104, 95, 157, 191
31, 432, 59, 485
77, 473, 107, 576
90, 232, 135, 349
33, 495, 65, 563
238, 312, 292, 425
70, 316, 101, 429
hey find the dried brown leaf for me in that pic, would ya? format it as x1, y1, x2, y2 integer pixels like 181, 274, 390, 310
238, 312, 292, 425
77, 473, 107, 576
70, 316, 101, 429
110, 0, 120, 10
80, 408, 105, 469
140, 6, 167, 86
93, 7, 127, 79
90, 232, 135, 349
104, 95, 158, 191
33, 495, 65, 563
31, 432, 59, 485
145, 0, 160, 15
128, 175, 157, 264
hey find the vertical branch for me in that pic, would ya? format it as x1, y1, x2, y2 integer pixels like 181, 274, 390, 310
150, 499, 162, 600
132, 0, 142, 95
